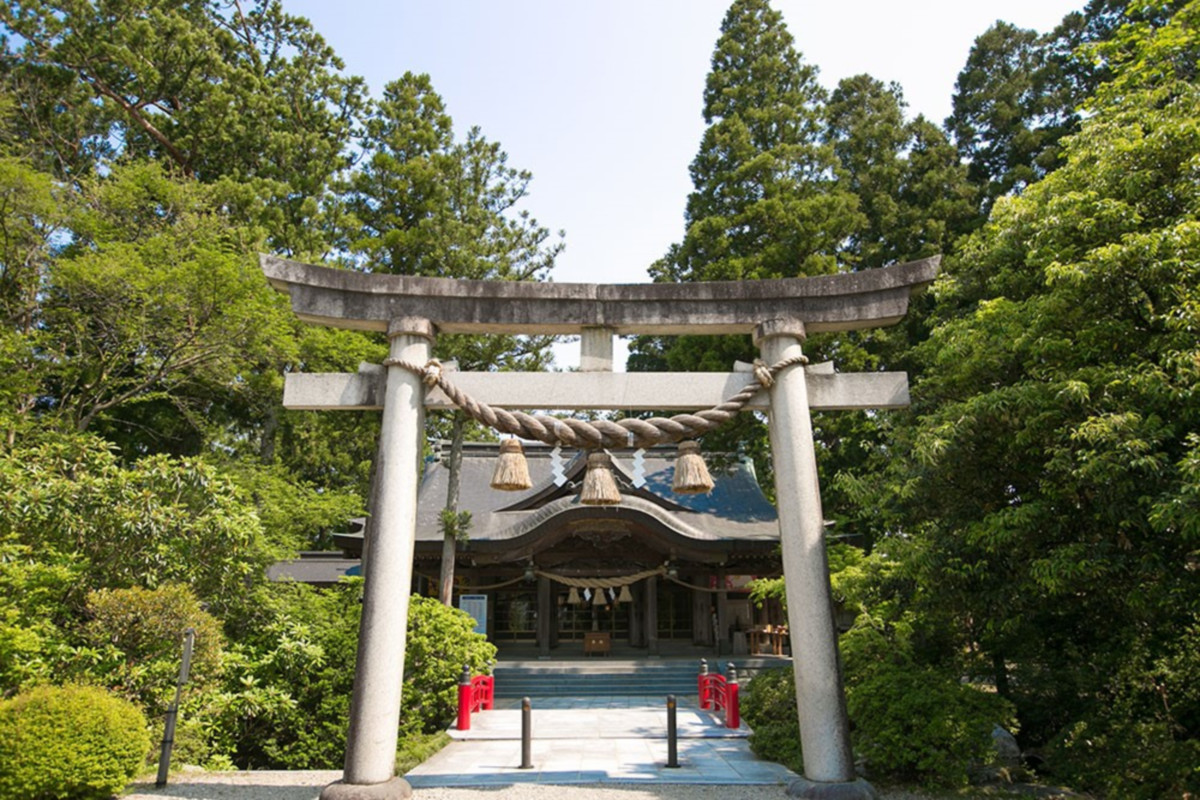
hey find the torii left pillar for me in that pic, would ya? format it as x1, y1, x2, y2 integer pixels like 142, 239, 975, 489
321, 318, 432, 800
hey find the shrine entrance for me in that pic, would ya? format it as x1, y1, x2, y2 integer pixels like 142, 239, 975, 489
263, 253, 937, 800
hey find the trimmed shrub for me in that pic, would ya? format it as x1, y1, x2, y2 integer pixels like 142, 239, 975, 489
846, 661, 1016, 788
741, 666, 803, 773
197, 583, 497, 769
742, 655, 1017, 788
84, 583, 224, 718
402, 595, 498, 736
0, 684, 150, 800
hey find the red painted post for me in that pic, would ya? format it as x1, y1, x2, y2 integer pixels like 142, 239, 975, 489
698, 659, 710, 710
726, 664, 740, 729
475, 675, 494, 711
456, 664, 472, 731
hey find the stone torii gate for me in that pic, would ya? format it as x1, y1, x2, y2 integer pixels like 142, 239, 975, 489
262, 254, 938, 800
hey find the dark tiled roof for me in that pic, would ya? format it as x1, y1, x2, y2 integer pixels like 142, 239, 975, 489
411, 442, 779, 544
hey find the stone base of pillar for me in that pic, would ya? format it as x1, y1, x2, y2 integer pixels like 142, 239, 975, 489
787, 777, 877, 799
320, 776, 412, 800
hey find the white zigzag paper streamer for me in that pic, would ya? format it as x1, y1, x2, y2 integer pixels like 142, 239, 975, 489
551, 446, 567, 486
631, 449, 647, 488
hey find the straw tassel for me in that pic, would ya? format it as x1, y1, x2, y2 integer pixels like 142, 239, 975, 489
580, 451, 621, 505
490, 438, 532, 491
672, 440, 714, 494
593, 587, 607, 606
617, 585, 633, 604
567, 587, 581, 605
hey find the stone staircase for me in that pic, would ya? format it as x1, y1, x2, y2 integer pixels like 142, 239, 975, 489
492, 660, 697, 699
491, 657, 788, 700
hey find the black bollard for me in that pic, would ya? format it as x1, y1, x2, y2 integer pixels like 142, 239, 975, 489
520, 696, 533, 769
666, 694, 680, 768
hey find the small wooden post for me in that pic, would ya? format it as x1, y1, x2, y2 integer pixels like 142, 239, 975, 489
155, 627, 195, 787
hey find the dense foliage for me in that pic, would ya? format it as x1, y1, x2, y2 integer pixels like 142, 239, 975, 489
0, 0, 544, 777
707, 1, 1200, 795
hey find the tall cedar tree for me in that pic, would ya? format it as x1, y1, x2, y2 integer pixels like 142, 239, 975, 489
340, 72, 563, 601
945, 1, 1183, 217
629, 0, 861, 488
825, 75, 974, 271
814, 75, 974, 546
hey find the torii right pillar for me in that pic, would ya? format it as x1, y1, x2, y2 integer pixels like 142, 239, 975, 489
758, 318, 876, 800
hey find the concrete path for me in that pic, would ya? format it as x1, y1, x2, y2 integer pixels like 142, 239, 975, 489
404, 695, 799, 788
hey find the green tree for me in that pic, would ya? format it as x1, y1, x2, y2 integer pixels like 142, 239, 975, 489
1, 0, 366, 253
826, 76, 976, 268
0, 434, 272, 617
0, 154, 66, 446
817, 76, 975, 543
339, 71, 562, 600
630, 0, 862, 484
871, 3, 1200, 793
649, 0, 860, 286
37, 162, 294, 445
825, 75, 910, 271
946, 21, 1075, 212
1045, 0, 1184, 111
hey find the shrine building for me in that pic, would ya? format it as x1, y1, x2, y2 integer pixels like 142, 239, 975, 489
271, 441, 791, 658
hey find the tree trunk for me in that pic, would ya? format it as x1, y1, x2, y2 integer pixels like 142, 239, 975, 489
259, 403, 280, 464
993, 650, 1010, 699
438, 413, 465, 605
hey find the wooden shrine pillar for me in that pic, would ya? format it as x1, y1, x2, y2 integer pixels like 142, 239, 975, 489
628, 582, 644, 647
715, 569, 730, 654
644, 575, 659, 657
693, 584, 710, 646
537, 575, 552, 658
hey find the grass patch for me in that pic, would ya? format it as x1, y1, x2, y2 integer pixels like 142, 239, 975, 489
395, 731, 451, 775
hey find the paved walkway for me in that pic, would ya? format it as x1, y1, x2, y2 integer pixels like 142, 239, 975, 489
404, 695, 799, 788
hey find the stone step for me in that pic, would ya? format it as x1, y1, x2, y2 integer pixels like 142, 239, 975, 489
494, 664, 705, 698
488, 657, 787, 698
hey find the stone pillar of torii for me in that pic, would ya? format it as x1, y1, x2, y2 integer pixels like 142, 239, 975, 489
262, 254, 938, 800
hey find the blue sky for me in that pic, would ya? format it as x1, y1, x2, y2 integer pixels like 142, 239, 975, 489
282, 0, 1087, 367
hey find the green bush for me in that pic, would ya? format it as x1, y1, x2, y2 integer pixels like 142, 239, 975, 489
394, 731, 451, 775
195, 583, 496, 769
846, 661, 1016, 788
0, 684, 150, 800
744, 630, 1017, 788
84, 583, 225, 718
402, 595, 497, 736
1044, 622, 1200, 799
741, 666, 803, 773
1049, 717, 1200, 800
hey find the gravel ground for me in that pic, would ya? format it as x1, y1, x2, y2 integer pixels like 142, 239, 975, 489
123, 771, 945, 800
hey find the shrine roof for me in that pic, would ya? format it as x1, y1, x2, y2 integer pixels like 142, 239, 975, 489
336, 442, 781, 557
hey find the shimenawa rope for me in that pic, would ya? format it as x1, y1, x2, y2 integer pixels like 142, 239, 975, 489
381, 355, 808, 449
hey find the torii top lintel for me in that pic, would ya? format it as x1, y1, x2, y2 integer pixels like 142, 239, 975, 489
260, 254, 939, 336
